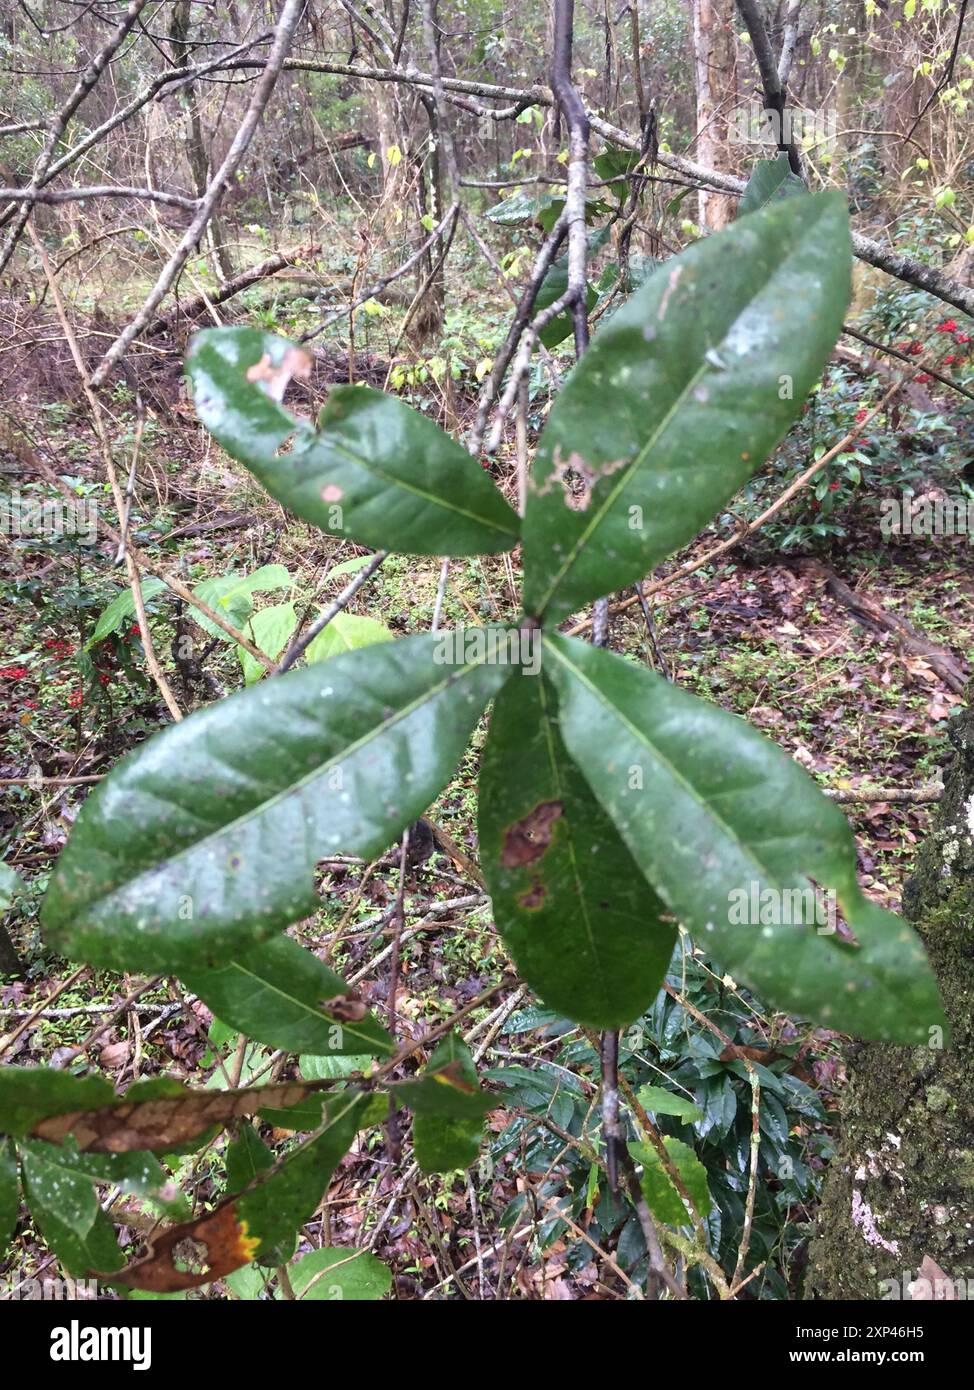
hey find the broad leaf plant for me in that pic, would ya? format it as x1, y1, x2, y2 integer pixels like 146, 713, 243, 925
0, 191, 946, 1293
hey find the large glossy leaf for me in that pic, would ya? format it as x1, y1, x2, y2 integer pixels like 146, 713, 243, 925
182, 935, 392, 1057
407, 1035, 488, 1174
543, 635, 946, 1044
522, 192, 851, 623
42, 634, 509, 972
291, 1246, 392, 1300
187, 328, 520, 556
479, 672, 675, 1028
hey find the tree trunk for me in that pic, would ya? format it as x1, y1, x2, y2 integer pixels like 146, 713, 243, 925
807, 691, 974, 1300
690, 0, 735, 230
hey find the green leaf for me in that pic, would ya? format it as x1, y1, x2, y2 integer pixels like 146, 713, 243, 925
0, 1138, 19, 1247
42, 633, 509, 973
629, 1136, 712, 1224
238, 602, 297, 683
636, 1084, 703, 1125
738, 155, 807, 217
543, 635, 947, 1045
191, 564, 291, 642
23, 1194, 124, 1279
237, 1093, 369, 1266
406, 1035, 488, 1173
305, 612, 393, 664
0, 1067, 114, 1139
225, 1123, 274, 1194
87, 578, 167, 648
522, 192, 851, 623
187, 329, 520, 556
534, 258, 599, 349
479, 672, 675, 1028
0, 862, 22, 914
20, 1144, 125, 1276
291, 1246, 392, 1300
300, 1054, 373, 1080
486, 189, 557, 226
182, 935, 392, 1057
324, 554, 379, 582
593, 149, 644, 202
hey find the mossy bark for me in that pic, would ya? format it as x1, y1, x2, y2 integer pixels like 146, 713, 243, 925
806, 697, 974, 1299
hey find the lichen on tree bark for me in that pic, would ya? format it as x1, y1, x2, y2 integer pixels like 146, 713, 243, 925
807, 691, 974, 1299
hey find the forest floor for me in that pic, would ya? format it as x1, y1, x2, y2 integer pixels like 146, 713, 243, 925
2, 240, 972, 1299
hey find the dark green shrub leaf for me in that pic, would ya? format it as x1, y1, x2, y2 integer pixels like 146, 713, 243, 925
186, 328, 520, 556
42, 634, 509, 972
738, 155, 807, 217
406, 1035, 488, 1173
543, 634, 947, 1044
183, 935, 393, 1057
535, 258, 599, 349
479, 672, 675, 1028
522, 192, 851, 623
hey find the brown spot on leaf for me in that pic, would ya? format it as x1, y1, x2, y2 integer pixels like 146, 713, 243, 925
532, 447, 627, 511
245, 346, 312, 403
106, 1201, 258, 1293
320, 991, 368, 1023
501, 800, 563, 867
518, 881, 547, 910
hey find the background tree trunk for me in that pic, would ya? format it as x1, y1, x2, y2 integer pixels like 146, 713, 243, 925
807, 691, 974, 1299
690, 0, 736, 229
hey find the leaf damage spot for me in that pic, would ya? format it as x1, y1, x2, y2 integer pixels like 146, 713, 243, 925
320, 990, 368, 1022
532, 447, 627, 511
105, 1202, 259, 1293
518, 881, 547, 910
501, 800, 563, 867
320, 484, 343, 503
245, 346, 312, 403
